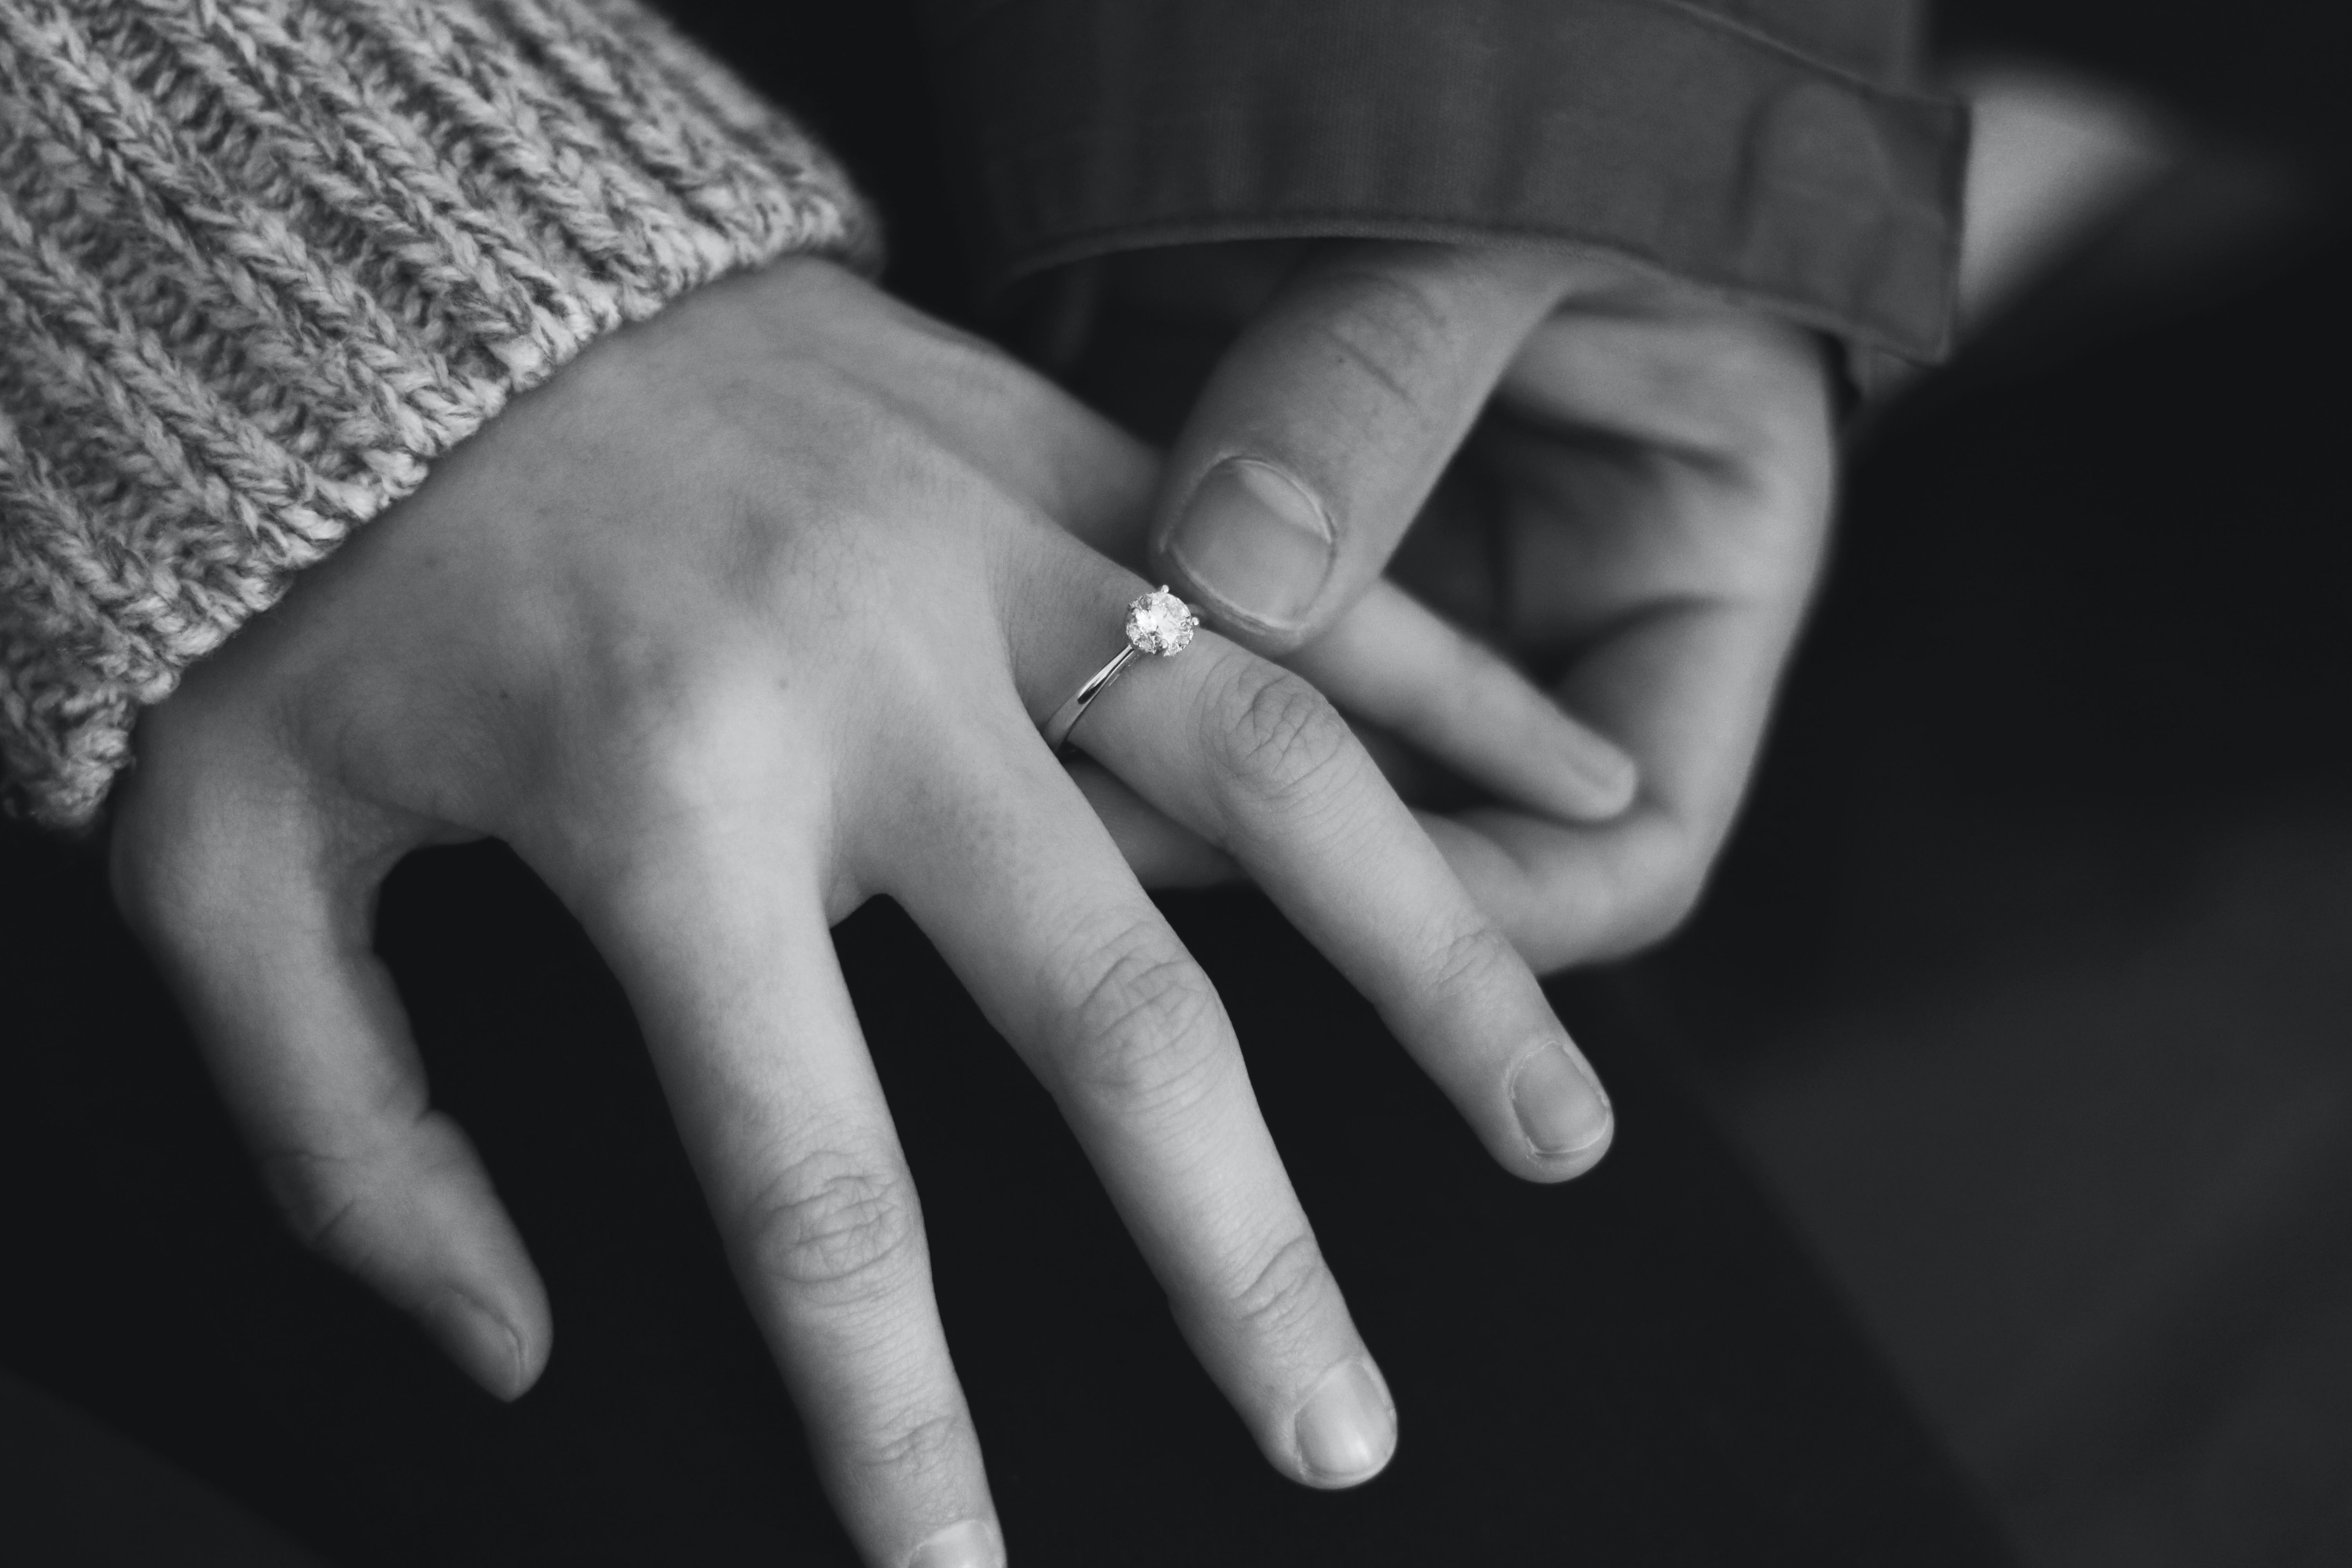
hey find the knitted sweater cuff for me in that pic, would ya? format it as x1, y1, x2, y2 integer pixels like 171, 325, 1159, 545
0, 0, 875, 829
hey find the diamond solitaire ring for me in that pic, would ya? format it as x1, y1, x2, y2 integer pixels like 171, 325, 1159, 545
1042, 586, 1200, 753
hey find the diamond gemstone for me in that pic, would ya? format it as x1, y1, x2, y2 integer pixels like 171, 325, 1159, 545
1125, 588, 1197, 656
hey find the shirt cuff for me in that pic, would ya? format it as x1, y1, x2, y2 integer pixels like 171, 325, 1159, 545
923, 0, 1965, 362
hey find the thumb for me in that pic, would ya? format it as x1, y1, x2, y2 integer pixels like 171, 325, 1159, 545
1150, 241, 1587, 653
113, 758, 550, 1400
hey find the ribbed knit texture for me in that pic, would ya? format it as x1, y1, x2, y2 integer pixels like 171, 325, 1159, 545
0, 0, 873, 828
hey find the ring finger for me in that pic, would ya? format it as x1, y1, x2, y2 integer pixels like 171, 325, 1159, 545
1025, 554, 1615, 1183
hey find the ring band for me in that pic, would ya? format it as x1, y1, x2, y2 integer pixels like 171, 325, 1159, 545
1042, 586, 1200, 753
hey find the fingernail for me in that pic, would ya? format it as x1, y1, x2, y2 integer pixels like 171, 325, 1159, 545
908, 1518, 1005, 1568
1293, 1359, 1396, 1486
420, 1290, 528, 1400
1167, 458, 1334, 631
1557, 729, 1639, 820
1510, 1045, 1613, 1161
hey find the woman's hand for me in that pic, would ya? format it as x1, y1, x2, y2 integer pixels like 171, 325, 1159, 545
1122, 241, 1837, 972
109, 259, 1612, 1568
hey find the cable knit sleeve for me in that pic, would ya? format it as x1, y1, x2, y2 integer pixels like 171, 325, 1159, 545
0, 0, 875, 829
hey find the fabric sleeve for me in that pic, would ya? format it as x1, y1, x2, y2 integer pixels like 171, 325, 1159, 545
0, 0, 873, 829
915, 0, 1964, 364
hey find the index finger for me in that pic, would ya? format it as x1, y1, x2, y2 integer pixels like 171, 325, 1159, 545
1430, 595, 1802, 974
1287, 577, 1639, 824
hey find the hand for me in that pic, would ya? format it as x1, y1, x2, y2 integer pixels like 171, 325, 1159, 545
1128, 241, 1837, 971
109, 259, 1614, 1566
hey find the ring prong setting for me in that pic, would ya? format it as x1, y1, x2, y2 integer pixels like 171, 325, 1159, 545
1126, 586, 1200, 657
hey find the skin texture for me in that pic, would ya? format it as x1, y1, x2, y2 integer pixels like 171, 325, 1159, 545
107, 258, 1617, 1568
1133, 241, 1839, 973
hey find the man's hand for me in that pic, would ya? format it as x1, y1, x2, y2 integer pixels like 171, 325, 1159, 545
1137, 242, 1837, 970
109, 259, 1614, 1567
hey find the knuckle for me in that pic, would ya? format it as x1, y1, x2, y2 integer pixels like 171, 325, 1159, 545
1226, 1230, 1336, 1347
577, 675, 802, 867
737, 1149, 925, 1311
1052, 917, 1230, 1118
1422, 920, 1523, 1005
1305, 266, 1459, 410
613, 701, 749, 818
595, 640, 754, 785
254, 1111, 452, 1271
257, 1147, 368, 1257
1581, 835, 1712, 960
256, 1143, 417, 1283
855, 1404, 974, 1482
1205, 663, 1356, 814
1623, 867, 1709, 952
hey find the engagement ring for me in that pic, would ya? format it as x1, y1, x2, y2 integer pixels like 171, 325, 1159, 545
1042, 587, 1199, 753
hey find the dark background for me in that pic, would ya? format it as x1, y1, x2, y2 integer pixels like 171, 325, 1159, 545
5, 3, 2348, 1564
1648, 5, 2352, 1561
